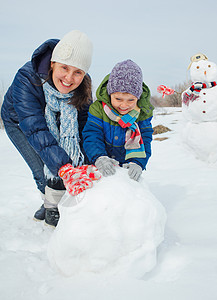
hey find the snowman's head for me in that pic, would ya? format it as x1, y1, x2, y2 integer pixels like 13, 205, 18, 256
190, 60, 217, 82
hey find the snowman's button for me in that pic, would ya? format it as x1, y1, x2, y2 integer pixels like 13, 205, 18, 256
203, 100, 206, 103
203, 111, 206, 113
203, 92, 206, 95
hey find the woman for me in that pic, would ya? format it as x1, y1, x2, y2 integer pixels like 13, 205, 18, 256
1, 30, 93, 227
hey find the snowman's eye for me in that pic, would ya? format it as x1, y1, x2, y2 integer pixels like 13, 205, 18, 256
196, 66, 200, 69
208, 65, 211, 68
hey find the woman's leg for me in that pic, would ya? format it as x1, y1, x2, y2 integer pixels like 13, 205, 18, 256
4, 123, 46, 194
4, 123, 47, 221
44, 178, 65, 227
4, 122, 65, 227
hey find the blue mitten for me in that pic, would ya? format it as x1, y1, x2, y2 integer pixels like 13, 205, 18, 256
123, 163, 142, 181
95, 156, 119, 176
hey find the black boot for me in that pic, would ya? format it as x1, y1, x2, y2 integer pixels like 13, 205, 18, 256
33, 204, 46, 221
45, 207, 60, 227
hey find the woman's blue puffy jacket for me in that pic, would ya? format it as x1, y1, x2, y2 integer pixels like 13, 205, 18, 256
1, 39, 90, 176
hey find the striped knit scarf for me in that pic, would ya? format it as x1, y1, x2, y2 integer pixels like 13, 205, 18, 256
186, 81, 217, 96
102, 102, 146, 160
42, 82, 84, 179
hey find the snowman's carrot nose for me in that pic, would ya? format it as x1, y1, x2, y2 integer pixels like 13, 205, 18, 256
204, 71, 207, 75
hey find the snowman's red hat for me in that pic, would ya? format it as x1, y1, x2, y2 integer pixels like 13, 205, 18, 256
187, 53, 208, 70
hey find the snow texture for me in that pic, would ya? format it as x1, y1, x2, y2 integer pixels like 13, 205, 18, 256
47, 168, 166, 278
1, 107, 217, 300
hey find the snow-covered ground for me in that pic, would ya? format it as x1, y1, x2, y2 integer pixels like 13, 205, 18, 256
1, 107, 217, 300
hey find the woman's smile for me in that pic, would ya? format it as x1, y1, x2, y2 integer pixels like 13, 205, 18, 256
61, 81, 73, 87
51, 62, 85, 94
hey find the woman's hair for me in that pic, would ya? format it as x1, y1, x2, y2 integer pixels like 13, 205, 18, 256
68, 74, 92, 110
39, 66, 92, 110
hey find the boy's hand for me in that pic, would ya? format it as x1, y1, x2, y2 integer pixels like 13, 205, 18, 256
95, 156, 119, 177
123, 163, 142, 181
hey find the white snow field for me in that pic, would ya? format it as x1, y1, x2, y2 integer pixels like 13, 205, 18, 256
0, 107, 217, 300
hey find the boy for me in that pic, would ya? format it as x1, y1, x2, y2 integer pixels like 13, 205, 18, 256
82, 59, 154, 181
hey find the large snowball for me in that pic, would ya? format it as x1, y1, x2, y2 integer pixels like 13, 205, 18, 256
47, 168, 166, 278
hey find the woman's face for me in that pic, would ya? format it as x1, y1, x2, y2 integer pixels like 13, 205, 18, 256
51, 62, 85, 94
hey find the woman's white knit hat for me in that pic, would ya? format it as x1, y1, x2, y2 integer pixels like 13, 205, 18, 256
51, 30, 93, 73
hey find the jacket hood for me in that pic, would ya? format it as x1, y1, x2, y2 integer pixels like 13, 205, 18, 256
31, 39, 59, 77
96, 74, 154, 119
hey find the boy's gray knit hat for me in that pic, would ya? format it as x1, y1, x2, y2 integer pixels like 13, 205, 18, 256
107, 59, 143, 99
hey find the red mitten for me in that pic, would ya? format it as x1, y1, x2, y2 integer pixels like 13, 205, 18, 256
157, 85, 175, 98
59, 163, 81, 181
64, 174, 93, 196
182, 92, 199, 106
77, 165, 101, 181
59, 164, 101, 196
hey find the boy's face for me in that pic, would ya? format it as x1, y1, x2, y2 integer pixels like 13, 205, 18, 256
110, 92, 138, 115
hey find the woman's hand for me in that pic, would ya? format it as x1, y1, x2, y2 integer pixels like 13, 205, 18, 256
59, 164, 100, 196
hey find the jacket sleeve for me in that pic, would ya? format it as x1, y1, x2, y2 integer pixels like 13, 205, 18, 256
127, 116, 153, 170
78, 102, 92, 164
12, 67, 72, 176
82, 101, 108, 164
78, 102, 92, 141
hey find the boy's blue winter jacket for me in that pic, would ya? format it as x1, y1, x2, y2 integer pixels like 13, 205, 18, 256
1, 39, 90, 176
82, 74, 154, 170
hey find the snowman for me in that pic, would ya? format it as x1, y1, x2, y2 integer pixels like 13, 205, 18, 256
182, 53, 217, 163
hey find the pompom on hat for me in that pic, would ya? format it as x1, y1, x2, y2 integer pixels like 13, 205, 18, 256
107, 59, 143, 99
187, 53, 208, 70
51, 30, 93, 73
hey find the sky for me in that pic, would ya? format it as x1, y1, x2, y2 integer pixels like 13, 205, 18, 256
1, 0, 217, 97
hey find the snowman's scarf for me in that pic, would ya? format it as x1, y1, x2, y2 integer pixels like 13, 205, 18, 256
42, 82, 84, 179
186, 81, 217, 96
102, 102, 146, 160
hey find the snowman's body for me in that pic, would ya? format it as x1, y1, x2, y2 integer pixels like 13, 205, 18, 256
183, 85, 217, 122
182, 58, 217, 163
